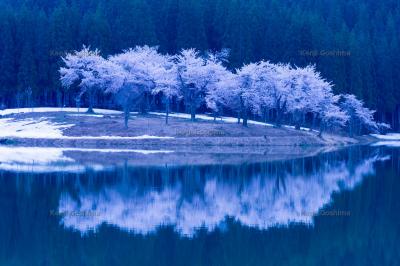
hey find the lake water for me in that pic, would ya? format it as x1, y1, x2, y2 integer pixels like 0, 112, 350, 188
0, 145, 399, 265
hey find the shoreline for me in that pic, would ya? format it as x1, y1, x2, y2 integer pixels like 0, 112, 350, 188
1, 134, 376, 148
0, 109, 381, 151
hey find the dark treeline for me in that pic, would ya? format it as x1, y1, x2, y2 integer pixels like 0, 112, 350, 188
0, 0, 399, 129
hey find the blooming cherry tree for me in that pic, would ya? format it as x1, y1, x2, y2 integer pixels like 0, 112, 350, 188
151, 54, 180, 124
59, 45, 381, 135
340, 94, 378, 135
59, 46, 106, 113
233, 63, 265, 126
176, 49, 211, 121
107, 46, 173, 127
203, 52, 232, 121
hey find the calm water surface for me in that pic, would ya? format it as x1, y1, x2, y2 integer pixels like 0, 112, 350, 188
0, 145, 399, 265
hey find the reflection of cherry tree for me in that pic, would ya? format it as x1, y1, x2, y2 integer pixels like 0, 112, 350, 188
59, 154, 385, 237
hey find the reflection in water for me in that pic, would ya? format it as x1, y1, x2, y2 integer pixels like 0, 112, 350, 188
1, 146, 399, 266
0, 146, 76, 173
58, 152, 387, 236
0, 146, 172, 173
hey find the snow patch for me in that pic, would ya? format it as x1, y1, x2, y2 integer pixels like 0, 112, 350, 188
67, 114, 105, 118
1, 107, 317, 133
0, 117, 174, 139
0, 107, 122, 116
0, 118, 73, 138
59, 135, 174, 140
149, 111, 317, 131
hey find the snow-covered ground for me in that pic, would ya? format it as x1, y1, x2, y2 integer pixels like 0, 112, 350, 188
0, 117, 74, 138
149, 111, 274, 125
0, 107, 319, 139
59, 135, 174, 140
67, 114, 105, 118
0, 116, 173, 140
0, 107, 122, 116
6, 107, 400, 142
151, 111, 315, 131
1, 107, 283, 128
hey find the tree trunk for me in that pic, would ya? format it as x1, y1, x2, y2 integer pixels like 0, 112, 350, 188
190, 102, 196, 121
263, 107, 267, 123
243, 117, 248, 127
124, 103, 130, 129
295, 113, 300, 130
310, 113, 315, 131
397, 105, 400, 131
237, 112, 241, 124
318, 122, 324, 137
242, 109, 248, 127
294, 111, 303, 130
87, 90, 94, 114
165, 98, 170, 125
276, 108, 282, 127
240, 98, 248, 127
275, 101, 284, 127
140, 92, 149, 114
276, 100, 287, 127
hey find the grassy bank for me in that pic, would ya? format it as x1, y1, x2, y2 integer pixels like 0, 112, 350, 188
0, 110, 366, 148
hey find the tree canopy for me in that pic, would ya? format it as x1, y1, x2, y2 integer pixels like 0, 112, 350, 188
60, 46, 383, 135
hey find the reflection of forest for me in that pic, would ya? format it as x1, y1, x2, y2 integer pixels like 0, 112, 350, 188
0, 147, 399, 266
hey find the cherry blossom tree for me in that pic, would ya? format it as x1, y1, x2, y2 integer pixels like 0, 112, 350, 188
59, 45, 381, 135
108, 46, 161, 114
176, 49, 211, 121
285, 65, 347, 131
233, 63, 265, 126
264, 63, 293, 127
286, 65, 317, 129
340, 94, 378, 136
251, 61, 286, 125
107, 46, 172, 127
207, 71, 242, 123
151, 54, 180, 124
317, 94, 349, 136
59, 46, 106, 113
203, 51, 232, 121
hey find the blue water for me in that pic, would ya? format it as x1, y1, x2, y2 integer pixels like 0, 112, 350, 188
0, 145, 399, 265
